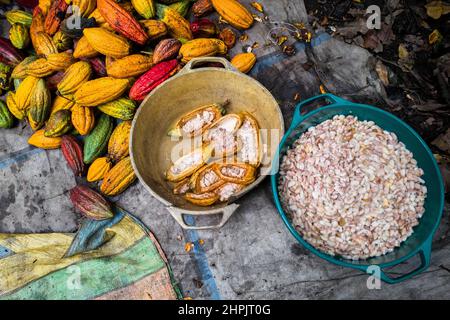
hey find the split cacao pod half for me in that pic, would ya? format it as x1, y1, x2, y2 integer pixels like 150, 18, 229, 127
156, 4, 193, 40
153, 38, 181, 64
231, 52, 256, 74
71, 104, 95, 136
61, 135, 85, 176
129, 59, 178, 101
69, 185, 114, 220
179, 38, 227, 63
28, 129, 62, 149
100, 156, 136, 196
0, 100, 14, 129
83, 113, 113, 164
57, 61, 92, 97
106, 54, 153, 79
210, 0, 253, 30
237, 112, 262, 166
44, 109, 73, 137
87, 157, 112, 182
9, 24, 30, 50
97, 0, 149, 45
74, 77, 130, 107
132, 0, 156, 19
108, 121, 131, 162
214, 182, 245, 202
218, 28, 236, 49
83, 28, 131, 59
166, 146, 213, 182
214, 162, 256, 185
140, 20, 168, 41
97, 98, 137, 120
28, 78, 51, 131
184, 192, 219, 206
44, 0, 69, 35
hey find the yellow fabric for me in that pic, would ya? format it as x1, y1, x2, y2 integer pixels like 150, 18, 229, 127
0, 215, 146, 295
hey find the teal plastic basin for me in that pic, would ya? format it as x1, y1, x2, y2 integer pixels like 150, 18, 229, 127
271, 94, 445, 284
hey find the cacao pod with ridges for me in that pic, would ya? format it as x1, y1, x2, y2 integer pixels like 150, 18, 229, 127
61, 135, 85, 176
69, 185, 114, 220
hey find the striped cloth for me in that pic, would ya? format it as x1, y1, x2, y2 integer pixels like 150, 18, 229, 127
0, 206, 181, 300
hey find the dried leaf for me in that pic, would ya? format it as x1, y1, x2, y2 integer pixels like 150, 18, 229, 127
429, 29, 443, 45
375, 60, 389, 86
432, 128, 450, 154
398, 43, 409, 60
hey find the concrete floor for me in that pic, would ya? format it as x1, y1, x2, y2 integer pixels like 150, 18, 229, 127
1, 0, 450, 299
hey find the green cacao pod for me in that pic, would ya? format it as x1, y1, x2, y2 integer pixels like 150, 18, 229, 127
83, 113, 113, 164
44, 109, 72, 137
97, 98, 136, 120
9, 24, 31, 50
0, 99, 14, 129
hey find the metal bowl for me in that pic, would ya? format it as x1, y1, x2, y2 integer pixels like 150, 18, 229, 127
131, 57, 284, 229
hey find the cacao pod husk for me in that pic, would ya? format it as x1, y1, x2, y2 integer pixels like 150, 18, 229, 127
179, 38, 227, 63
131, 0, 156, 19
6, 92, 25, 120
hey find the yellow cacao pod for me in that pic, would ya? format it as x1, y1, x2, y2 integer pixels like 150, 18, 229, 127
106, 54, 153, 78
132, 0, 155, 19
33, 31, 58, 56
179, 38, 228, 63
28, 78, 51, 131
74, 77, 130, 107
72, 0, 96, 17
157, 5, 193, 40
25, 58, 54, 77
28, 129, 62, 149
71, 104, 95, 135
9, 23, 30, 50
140, 19, 168, 40
16, 76, 40, 111
87, 157, 112, 182
100, 156, 136, 196
53, 31, 72, 51
6, 92, 25, 120
39, 0, 52, 15
11, 56, 38, 79
51, 95, 75, 114
108, 121, 131, 162
83, 28, 131, 59
211, 0, 253, 30
231, 52, 256, 74
57, 61, 92, 97
5, 10, 33, 26
46, 52, 74, 71
73, 35, 99, 59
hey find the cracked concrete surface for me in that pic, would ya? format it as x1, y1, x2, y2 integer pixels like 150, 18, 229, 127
1, 0, 449, 299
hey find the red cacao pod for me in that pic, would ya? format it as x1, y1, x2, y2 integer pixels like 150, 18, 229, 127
61, 135, 85, 176
191, 18, 217, 38
129, 59, 179, 101
97, 0, 149, 45
87, 57, 107, 77
153, 38, 182, 64
0, 37, 24, 66
69, 185, 114, 220
44, 0, 69, 36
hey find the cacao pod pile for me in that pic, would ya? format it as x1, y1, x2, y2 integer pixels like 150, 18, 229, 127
0, 0, 261, 218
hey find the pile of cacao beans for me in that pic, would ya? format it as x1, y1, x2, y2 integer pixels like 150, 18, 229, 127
0, 0, 260, 218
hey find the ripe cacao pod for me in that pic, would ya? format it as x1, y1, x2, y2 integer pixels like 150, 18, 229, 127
44, 109, 72, 137
44, 0, 69, 35
28, 78, 51, 131
83, 113, 113, 164
74, 77, 130, 107
87, 157, 112, 182
100, 156, 136, 196
231, 52, 256, 74
0, 100, 14, 129
88, 9, 108, 27
192, 0, 213, 17
129, 59, 178, 101
73, 36, 99, 59
61, 135, 85, 176
132, 0, 156, 19
9, 24, 30, 50
179, 38, 227, 63
156, 4, 193, 40
0, 36, 24, 66
28, 129, 62, 149
16, 76, 39, 111
83, 28, 131, 59
53, 31, 72, 51
97, 98, 136, 120
6, 92, 25, 120
97, 0, 149, 45
69, 185, 114, 220
106, 54, 153, 79
24, 58, 54, 78
46, 52, 74, 71
170, 0, 191, 17
140, 20, 168, 40
51, 95, 75, 114
108, 121, 131, 162
72, 0, 96, 17
5, 10, 33, 26
153, 38, 181, 64
39, 0, 52, 15
57, 61, 92, 97
71, 104, 95, 136
210, 0, 253, 30
11, 56, 38, 79
33, 31, 58, 57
